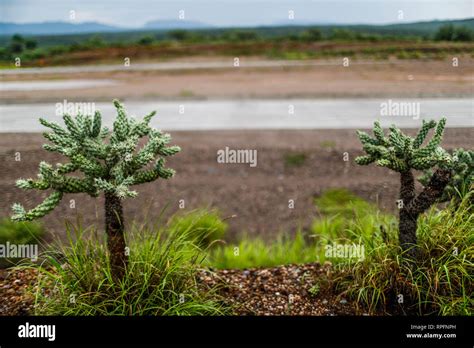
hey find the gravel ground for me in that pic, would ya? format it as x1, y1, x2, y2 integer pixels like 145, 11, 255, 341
0, 268, 39, 315
198, 262, 361, 316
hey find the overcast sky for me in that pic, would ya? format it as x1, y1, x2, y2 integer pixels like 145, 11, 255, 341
1, 0, 473, 27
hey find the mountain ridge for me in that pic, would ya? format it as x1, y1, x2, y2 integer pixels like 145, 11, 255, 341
0, 18, 472, 36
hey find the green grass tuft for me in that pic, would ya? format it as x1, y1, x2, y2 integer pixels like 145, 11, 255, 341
167, 208, 228, 248
207, 231, 320, 269
207, 188, 473, 315
0, 219, 45, 268
208, 189, 393, 269
320, 140, 337, 149
312, 189, 395, 244
333, 194, 473, 315
284, 153, 307, 167
24, 223, 227, 315
314, 188, 373, 216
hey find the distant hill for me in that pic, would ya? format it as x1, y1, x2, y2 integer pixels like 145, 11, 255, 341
144, 20, 211, 30
0, 19, 211, 36
0, 21, 122, 35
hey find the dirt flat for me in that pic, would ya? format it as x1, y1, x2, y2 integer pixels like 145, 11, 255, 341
1, 129, 472, 242
1, 57, 473, 103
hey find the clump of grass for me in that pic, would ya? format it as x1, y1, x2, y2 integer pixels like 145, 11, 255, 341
280, 51, 315, 60
308, 283, 320, 297
0, 218, 45, 245
208, 189, 393, 269
320, 140, 336, 149
207, 231, 320, 269
396, 50, 424, 59
314, 188, 373, 216
26, 223, 227, 315
284, 153, 307, 167
179, 90, 195, 98
168, 209, 228, 248
334, 194, 473, 315
312, 188, 395, 243
0, 219, 45, 268
206, 187, 472, 316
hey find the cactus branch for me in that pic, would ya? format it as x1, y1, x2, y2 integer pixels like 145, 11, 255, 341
356, 118, 455, 261
11, 100, 180, 280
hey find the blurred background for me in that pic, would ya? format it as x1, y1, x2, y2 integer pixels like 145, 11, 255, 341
0, 0, 473, 241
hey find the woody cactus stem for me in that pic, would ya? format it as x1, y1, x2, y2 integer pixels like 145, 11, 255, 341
355, 118, 452, 260
105, 192, 126, 280
11, 99, 180, 280
398, 168, 451, 259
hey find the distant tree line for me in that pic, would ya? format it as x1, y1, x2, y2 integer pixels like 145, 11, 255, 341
4, 34, 37, 53
434, 24, 473, 42
135, 25, 473, 44
0, 24, 472, 63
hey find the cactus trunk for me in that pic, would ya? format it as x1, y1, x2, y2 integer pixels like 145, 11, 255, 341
399, 170, 418, 259
104, 192, 127, 280
398, 169, 451, 260
355, 118, 456, 263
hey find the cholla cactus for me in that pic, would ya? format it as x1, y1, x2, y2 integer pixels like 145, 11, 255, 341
12, 100, 180, 279
419, 148, 473, 203
355, 118, 452, 260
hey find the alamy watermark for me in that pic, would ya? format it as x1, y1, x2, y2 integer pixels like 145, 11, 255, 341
55, 99, 96, 116
380, 99, 420, 120
18, 322, 55, 341
0, 242, 38, 262
325, 243, 365, 261
217, 147, 257, 167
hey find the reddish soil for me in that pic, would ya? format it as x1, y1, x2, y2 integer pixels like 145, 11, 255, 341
4, 41, 474, 67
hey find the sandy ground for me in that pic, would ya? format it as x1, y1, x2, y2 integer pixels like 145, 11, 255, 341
1, 129, 472, 242
1, 57, 473, 103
